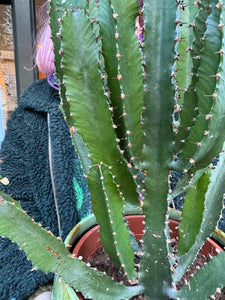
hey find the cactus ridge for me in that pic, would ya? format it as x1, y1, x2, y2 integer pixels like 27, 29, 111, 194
88, 164, 137, 279
189, 5, 225, 171
109, 0, 143, 163
175, 0, 198, 96
60, 9, 139, 207
140, 0, 177, 298
174, 143, 225, 283
97, 1, 132, 162
172, 0, 223, 172
178, 169, 211, 254
175, 0, 212, 153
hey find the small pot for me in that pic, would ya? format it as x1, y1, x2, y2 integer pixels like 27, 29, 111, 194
71, 215, 223, 299
73, 216, 223, 259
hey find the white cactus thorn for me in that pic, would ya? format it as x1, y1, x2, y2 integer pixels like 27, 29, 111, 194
205, 114, 212, 120
218, 23, 224, 32
114, 32, 119, 39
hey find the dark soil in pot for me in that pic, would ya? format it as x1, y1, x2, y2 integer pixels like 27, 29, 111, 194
72, 217, 225, 299
85, 245, 225, 300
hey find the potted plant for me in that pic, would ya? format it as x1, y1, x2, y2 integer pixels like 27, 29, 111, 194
1, 0, 225, 299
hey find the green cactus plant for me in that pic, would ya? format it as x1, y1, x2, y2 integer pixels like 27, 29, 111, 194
2, 0, 225, 299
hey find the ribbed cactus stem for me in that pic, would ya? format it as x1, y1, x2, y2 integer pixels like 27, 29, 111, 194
60, 9, 139, 207
98, 0, 143, 164
140, 0, 177, 298
88, 164, 137, 279
172, 0, 223, 172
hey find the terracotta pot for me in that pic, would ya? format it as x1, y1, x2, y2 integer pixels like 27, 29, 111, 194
72, 215, 223, 299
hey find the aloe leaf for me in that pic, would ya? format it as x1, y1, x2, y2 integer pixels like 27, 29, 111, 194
178, 251, 225, 300
0, 197, 141, 300
52, 275, 79, 300
88, 164, 137, 280
140, 0, 176, 298
173, 144, 225, 282
178, 169, 210, 254
60, 9, 139, 206
0, 190, 21, 209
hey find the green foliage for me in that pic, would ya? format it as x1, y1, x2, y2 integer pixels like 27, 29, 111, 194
1, 0, 225, 299
52, 275, 80, 300
0, 195, 141, 300
178, 250, 225, 300
88, 164, 137, 279
178, 169, 210, 254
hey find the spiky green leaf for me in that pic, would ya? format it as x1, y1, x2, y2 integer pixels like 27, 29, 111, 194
52, 275, 79, 300
0, 196, 141, 300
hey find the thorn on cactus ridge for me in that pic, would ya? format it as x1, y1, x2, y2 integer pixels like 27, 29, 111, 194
204, 93, 217, 102
189, 158, 195, 165
113, 13, 119, 20
120, 149, 125, 156
218, 24, 225, 32
215, 49, 225, 56
127, 163, 132, 169
117, 74, 122, 81
116, 53, 123, 61
189, 22, 196, 29
194, 0, 201, 7
216, 2, 223, 11
186, 47, 193, 53
56, 32, 62, 39
115, 32, 119, 40
193, 56, 201, 60
210, 73, 224, 81
119, 112, 128, 118
205, 114, 212, 120
194, 141, 202, 148
120, 93, 126, 100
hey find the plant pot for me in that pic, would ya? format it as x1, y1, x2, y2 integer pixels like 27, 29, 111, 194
71, 215, 223, 299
